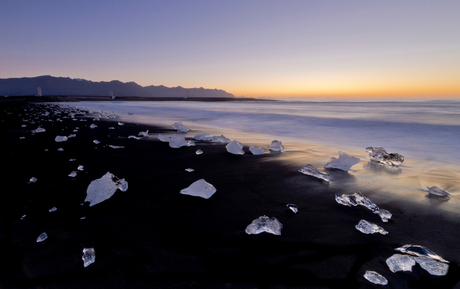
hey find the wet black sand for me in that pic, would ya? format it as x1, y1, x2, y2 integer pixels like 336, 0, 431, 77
1, 101, 460, 289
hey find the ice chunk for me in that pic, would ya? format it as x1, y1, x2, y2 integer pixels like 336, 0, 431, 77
426, 186, 450, 197
414, 256, 449, 276
68, 171, 78, 177
245, 216, 283, 235
93, 140, 100, 144
89, 123, 97, 129
157, 134, 171, 142
57, 148, 64, 152
69, 159, 76, 161
299, 164, 330, 182
28, 177, 37, 184
49, 207, 57, 212
138, 130, 149, 137
185, 140, 195, 146
269, 140, 284, 152
128, 135, 141, 140
31, 127, 46, 133
77, 165, 84, 171
108, 145, 124, 149
249, 145, 264, 155
287, 204, 298, 213
364, 271, 388, 286
377, 209, 392, 222
180, 179, 216, 199
193, 133, 214, 141
68, 134, 76, 138
185, 168, 194, 172
355, 219, 388, 235
226, 140, 245, 155
212, 135, 230, 143
55, 135, 68, 142
85, 172, 128, 206
172, 122, 190, 132
118, 122, 124, 126
386, 254, 416, 273
323, 151, 360, 171
395, 244, 449, 263
169, 134, 187, 148
366, 147, 404, 166
36, 232, 48, 243
335, 192, 380, 213
82, 248, 95, 267
196, 149, 203, 155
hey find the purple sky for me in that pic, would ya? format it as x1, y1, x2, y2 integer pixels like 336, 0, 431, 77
1, 1, 459, 97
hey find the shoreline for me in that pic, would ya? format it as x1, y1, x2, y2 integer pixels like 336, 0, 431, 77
1, 101, 460, 288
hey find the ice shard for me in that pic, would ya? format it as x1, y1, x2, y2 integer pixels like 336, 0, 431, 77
414, 256, 449, 276
185, 168, 194, 172
169, 134, 187, 148
323, 151, 360, 171
245, 216, 283, 235
196, 149, 203, 155
286, 204, 298, 213
364, 271, 388, 286
82, 248, 95, 267
85, 172, 128, 206
426, 186, 450, 197
28, 177, 37, 184
366, 147, 404, 166
157, 134, 171, 142
298, 164, 330, 182
108, 145, 124, 149
138, 130, 149, 137
89, 123, 97, 129
226, 140, 244, 155
335, 192, 380, 213
180, 179, 216, 199
394, 245, 449, 263
36, 232, 48, 243
249, 145, 264, 155
55, 135, 68, 142
93, 140, 100, 144
377, 209, 392, 223
78, 165, 84, 171
386, 254, 416, 273
355, 219, 388, 235
172, 122, 190, 132
269, 140, 284, 152
68, 171, 78, 177
128, 135, 141, 140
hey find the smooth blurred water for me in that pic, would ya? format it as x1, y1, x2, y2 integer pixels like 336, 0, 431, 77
72, 99, 460, 165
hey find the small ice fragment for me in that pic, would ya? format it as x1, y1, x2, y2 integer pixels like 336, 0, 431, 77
49, 207, 57, 212
80, 217, 86, 220
193, 133, 214, 141
185, 168, 194, 172
67, 134, 76, 138
287, 204, 298, 213
19, 136, 25, 139
386, 254, 416, 273
21, 124, 27, 127
31, 127, 46, 133
249, 145, 264, 155
57, 148, 64, 151
366, 147, 404, 166
172, 122, 190, 132
364, 271, 388, 286
394, 244, 449, 263
138, 130, 149, 137
355, 219, 388, 235
93, 140, 100, 144
55, 135, 68, 142
180, 179, 216, 199
21, 215, 26, 220
212, 135, 230, 143
169, 134, 187, 148
185, 140, 195, 146
89, 123, 98, 129
323, 151, 360, 171
377, 209, 392, 222
82, 248, 95, 267
299, 164, 330, 182
128, 135, 141, 140
77, 165, 84, 171
36, 232, 48, 243
85, 172, 128, 206
70, 159, 76, 161
269, 140, 284, 152
108, 127, 115, 130
414, 256, 449, 276
426, 186, 450, 197
68, 171, 78, 177
158, 134, 171, 142
196, 149, 203, 155
245, 216, 283, 235
108, 145, 124, 149
28, 177, 37, 183
226, 140, 245, 155
118, 122, 124, 126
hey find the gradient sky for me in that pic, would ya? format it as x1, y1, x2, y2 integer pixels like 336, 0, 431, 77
1, 1, 459, 98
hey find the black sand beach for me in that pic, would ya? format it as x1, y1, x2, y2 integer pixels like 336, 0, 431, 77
1, 100, 460, 289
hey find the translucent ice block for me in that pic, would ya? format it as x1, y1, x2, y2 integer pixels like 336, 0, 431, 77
386, 254, 416, 273
55, 135, 68, 142
414, 256, 449, 276
269, 140, 284, 152
249, 145, 264, 155
36, 232, 48, 243
172, 122, 190, 132
323, 151, 360, 171
355, 219, 388, 235
226, 140, 244, 155
366, 147, 404, 166
82, 248, 95, 267
180, 179, 216, 199
426, 186, 450, 197
169, 134, 187, 148
299, 164, 330, 182
245, 216, 283, 235
85, 172, 128, 206
364, 271, 388, 285
395, 244, 449, 263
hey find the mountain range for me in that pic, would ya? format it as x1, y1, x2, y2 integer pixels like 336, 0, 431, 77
0, 75, 234, 98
